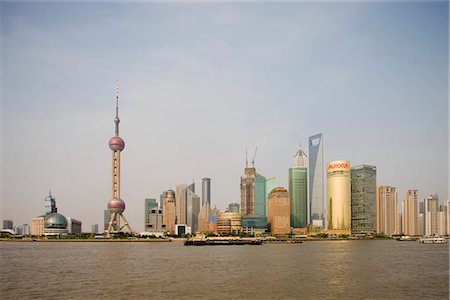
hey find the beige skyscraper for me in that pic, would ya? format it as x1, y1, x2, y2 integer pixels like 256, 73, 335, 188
162, 190, 176, 234
175, 184, 187, 224
327, 160, 351, 232
267, 187, 291, 234
437, 205, 447, 236
376, 186, 398, 235
31, 216, 45, 236
403, 189, 418, 235
424, 195, 438, 236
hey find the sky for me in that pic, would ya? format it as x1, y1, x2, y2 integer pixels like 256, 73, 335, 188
1, 1, 448, 232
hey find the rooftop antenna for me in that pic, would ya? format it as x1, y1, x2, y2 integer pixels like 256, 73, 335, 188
252, 147, 258, 168
114, 80, 120, 136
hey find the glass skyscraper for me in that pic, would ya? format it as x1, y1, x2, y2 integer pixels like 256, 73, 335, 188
144, 198, 158, 231
309, 133, 324, 227
255, 173, 267, 216
351, 165, 377, 234
289, 146, 308, 228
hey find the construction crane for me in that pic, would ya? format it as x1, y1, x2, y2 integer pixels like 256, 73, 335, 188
251, 147, 257, 168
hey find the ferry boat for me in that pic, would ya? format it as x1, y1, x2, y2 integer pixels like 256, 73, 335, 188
396, 235, 419, 241
184, 237, 263, 246
418, 237, 447, 244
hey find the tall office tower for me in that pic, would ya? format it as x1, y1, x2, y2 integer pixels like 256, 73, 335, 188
402, 189, 418, 235
254, 173, 266, 216
91, 224, 99, 234
267, 187, 291, 234
3, 219, 13, 230
106, 82, 133, 234
144, 198, 158, 231
437, 205, 447, 236
418, 201, 425, 235
103, 210, 110, 232
44, 191, 57, 215
424, 194, 438, 236
31, 217, 45, 235
241, 157, 256, 216
186, 187, 201, 233
289, 146, 308, 228
327, 160, 351, 231
376, 186, 398, 235
351, 165, 377, 234
396, 212, 403, 234
202, 178, 211, 206
197, 201, 213, 232
309, 134, 324, 227
228, 202, 240, 213
147, 207, 164, 232
162, 190, 176, 234
176, 184, 187, 224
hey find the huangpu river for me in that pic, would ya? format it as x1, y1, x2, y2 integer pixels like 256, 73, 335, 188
1, 240, 448, 299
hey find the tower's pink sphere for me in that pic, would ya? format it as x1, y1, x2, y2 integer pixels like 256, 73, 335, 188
108, 198, 125, 214
109, 136, 125, 151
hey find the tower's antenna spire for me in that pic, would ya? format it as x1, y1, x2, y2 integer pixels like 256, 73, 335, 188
114, 81, 120, 136
245, 147, 248, 168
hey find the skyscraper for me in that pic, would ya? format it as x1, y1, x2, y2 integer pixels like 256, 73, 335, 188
289, 146, 308, 228
351, 165, 377, 234
376, 186, 398, 235
3, 219, 13, 230
241, 162, 256, 216
175, 184, 187, 224
424, 194, 438, 236
201, 178, 211, 206
437, 205, 447, 236
91, 224, 99, 234
327, 160, 351, 232
254, 173, 266, 216
309, 134, 324, 227
186, 186, 200, 233
144, 198, 158, 231
106, 82, 133, 234
267, 187, 291, 234
403, 189, 418, 236
162, 190, 176, 234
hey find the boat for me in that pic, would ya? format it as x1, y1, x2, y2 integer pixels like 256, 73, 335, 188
184, 237, 263, 246
419, 237, 447, 244
396, 235, 419, 241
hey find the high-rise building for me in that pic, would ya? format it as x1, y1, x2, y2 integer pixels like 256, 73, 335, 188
186, 187, 200, 233
254, 173, 266, 216
267, 187, 291, 234
289, 146, 308, 228
351, 165, 376, 234
197, 201, 213, 233
396, 212, 403, 234
162, 190, 176, 234
144, 198, 158, 231
437, 205, 447, 236
241, 163, 256, 216
105, 82, 133, 234
228, 202, 240, 213
3, 219, 13, 230
418, 201, 425, 235
147, 207, 165, 232
175, 184, 187, 224
309, 134, 324, 227
403, 189, 418, 235
31, 217, 45, 236
201, 178, 211, 206
424, 194, 438, 236
376, 186, 398, 235
91, 224, 99, 234
327, 160, 351, 232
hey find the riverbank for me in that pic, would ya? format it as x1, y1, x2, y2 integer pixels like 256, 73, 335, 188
0, 238, 171, 242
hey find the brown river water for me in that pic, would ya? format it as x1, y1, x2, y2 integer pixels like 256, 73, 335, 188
0, 240, 448, 299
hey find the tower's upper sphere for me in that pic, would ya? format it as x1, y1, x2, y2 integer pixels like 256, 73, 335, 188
108, 198, 125, 214
45, 213, 67, 229
109, 136, 125, 151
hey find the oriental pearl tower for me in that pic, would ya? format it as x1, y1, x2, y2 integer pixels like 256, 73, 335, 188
106, 82, 133, 234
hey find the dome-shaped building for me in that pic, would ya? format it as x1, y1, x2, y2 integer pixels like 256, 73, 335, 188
44, 212, 68, 236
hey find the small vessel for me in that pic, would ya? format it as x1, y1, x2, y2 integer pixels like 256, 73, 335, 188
396, 235, 418, 241
419, 237, 447, 244
184, 237, 263, 246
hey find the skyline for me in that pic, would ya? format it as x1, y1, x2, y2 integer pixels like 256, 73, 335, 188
1, 2, 448, 231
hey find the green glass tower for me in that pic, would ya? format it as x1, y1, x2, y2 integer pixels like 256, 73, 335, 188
254, 173, 267, 216
289, 146, 308, 228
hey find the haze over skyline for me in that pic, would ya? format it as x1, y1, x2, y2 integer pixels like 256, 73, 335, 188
1, 2, 448, 231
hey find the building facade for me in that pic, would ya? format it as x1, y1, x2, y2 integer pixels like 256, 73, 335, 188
424, 194, 438, 236
32, 217, 45, 236
91, 224, 99, 234
66, 217, 82, 234
241, 166, 256, 216
267, 187, 291, 234
3, 219, 13, 230
309, 133, 324, 227
437, 205, 447, 236
186, 188, 200, 233
254, 173, 267, 216
241, 215, 268, 235
163, 190, 176, 234
403, 189, 418, 235
351, 165, 377, 234
201, 178, 211, 206
217, 212, 242, 234
175, 184, 187, 225
327, 160, 351, 232
376, 186, 398, 235
289, 146, 308, 228
144, 198, 158, 231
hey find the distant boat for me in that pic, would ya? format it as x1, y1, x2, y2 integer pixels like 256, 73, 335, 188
396, 235, 418, 241
184, 237, 263, 246
419, 237, 447, 244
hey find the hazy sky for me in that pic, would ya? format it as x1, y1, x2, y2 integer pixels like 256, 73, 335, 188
1, 2, 448, 232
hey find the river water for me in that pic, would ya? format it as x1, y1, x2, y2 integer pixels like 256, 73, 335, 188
0, 240, 448, 299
